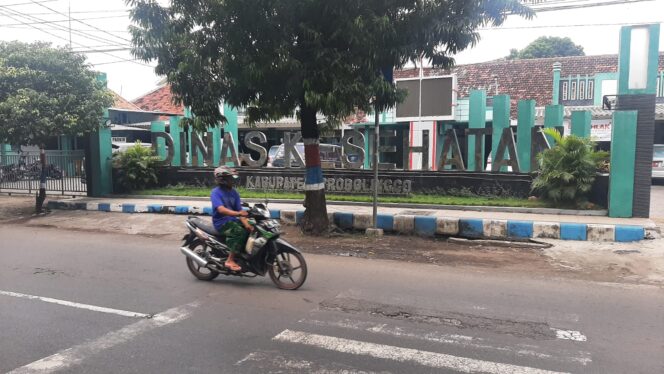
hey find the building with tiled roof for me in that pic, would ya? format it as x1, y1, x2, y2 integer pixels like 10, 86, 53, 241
395, 53, 664, 116
110, 90, 143, 111
131, 85, 185, 115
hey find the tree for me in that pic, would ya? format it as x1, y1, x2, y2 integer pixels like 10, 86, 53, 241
128, 0, 532, 234
508, 36, 585, 59
0, 41, 113, 212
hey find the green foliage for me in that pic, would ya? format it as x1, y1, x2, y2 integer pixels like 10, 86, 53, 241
112, 142, 159, 192
127, 0, 533, 131
508, 36, 585, 60
532, 129, 609, 206
136, 186, 550, 209
0, 41, 114, 146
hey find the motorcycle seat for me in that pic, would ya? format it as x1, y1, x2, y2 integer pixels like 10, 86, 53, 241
188, 217, 223, 238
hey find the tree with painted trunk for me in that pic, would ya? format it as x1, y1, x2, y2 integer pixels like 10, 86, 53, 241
0, 41, 113, 213
127, 0, 532, 234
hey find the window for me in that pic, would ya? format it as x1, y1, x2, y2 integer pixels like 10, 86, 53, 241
579, 81, 585, 100
562, 82, 568, 101
657, 76, 662, 97
587, 80, 594, 100
570, 81, 577, 100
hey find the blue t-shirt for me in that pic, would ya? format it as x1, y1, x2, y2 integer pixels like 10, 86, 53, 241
211, 186, 242, 229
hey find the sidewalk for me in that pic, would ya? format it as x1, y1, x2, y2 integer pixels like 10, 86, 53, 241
47, 195, 658, 243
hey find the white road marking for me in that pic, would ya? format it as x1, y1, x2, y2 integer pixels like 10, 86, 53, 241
552, 329, 587, 342
300, 318, 592, 365
236, 350, 390, 374
273, 329, 571, 374
0, 290, 151, 319
7, 301, 200, 374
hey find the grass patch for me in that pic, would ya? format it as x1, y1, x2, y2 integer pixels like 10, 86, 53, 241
134, 185, 550, 208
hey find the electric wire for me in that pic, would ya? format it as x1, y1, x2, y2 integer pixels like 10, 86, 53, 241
0, 8, 151, 67
28, 0, 132, 43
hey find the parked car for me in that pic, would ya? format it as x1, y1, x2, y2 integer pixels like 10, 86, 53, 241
653, 144, 664, 180
271, 143, 342, 168
112, 142, 151, 154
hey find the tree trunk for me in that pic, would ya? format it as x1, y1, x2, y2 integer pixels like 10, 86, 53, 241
35, 146, 47, 213
300, 104, 329, 235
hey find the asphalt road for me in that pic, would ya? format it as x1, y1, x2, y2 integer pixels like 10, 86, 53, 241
1, 225, 663, 374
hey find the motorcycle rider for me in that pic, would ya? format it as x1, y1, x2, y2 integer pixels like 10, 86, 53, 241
211, 166, 253, 271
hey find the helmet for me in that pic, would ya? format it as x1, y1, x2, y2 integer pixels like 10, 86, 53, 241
214, 166, 239, 185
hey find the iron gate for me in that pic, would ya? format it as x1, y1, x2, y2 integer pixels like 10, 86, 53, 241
0, 150, 87, 195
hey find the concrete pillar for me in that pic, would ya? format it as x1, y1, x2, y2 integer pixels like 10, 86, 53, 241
544, 104, 564, 144
150, 121, 167, 159
1, 143, 12, 166
207, 125, 222, 167
609, 111, 638, 217
516, 100, 536, 172
614, 23, 660, 218
571, 111, 591, 138
552, 62, 562, 104
467, 90, 487, 171
89, 126, 113, 197
222, 103, 239, 166
492, 95, 510, 172
168, 116, 182, 167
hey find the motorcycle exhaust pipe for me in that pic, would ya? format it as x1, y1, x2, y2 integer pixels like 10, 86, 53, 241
180, 246, 209, 267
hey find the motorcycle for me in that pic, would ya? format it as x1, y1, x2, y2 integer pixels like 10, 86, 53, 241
180, 202, 308, 290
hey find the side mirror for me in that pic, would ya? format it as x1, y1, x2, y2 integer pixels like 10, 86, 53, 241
241, 202, 250, 208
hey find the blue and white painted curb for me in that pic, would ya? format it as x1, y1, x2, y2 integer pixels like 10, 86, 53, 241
47, 200, 648, 242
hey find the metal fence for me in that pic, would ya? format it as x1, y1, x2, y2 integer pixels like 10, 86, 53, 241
0, 150, 87, 195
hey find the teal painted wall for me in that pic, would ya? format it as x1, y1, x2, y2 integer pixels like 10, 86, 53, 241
491, 95, 511, 172
223, 103, 239, 166
552, 64, 561, 104
169, 116, 182, 167
89, 126, 112, 197
516, 100, 536, 172
467, 90, 487, 171
0, 143, 12, 166
609, 111, 638, 217
592, 72, 618, 106
617, 24, 661, 95
543, 105, 563, 144
150, 121, 167, 160
571, 111, 592, 138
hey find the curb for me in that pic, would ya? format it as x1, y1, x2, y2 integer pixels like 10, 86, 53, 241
114, 194, 609, 216
47, 199, 647, 243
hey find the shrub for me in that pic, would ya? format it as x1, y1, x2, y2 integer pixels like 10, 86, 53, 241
531, 129, 608, 206
112, 142, 159, 192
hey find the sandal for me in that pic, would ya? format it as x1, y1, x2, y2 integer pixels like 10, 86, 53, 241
225, 262, 242, 272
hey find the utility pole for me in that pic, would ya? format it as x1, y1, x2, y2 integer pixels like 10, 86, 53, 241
372, 102, 379, 230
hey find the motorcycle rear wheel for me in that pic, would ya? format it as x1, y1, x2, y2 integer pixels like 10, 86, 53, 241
186, 240, 220, 281
268, 250, 307, 290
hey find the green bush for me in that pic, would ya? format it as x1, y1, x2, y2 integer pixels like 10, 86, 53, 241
112, 142, 159, 192
532, 129, 608, 206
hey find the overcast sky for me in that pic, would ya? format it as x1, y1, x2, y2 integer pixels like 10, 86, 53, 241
0, 0, 662, 101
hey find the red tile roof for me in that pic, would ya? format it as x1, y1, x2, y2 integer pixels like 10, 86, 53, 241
132, 53, 664, 119
395, 53, 664, 113
110, 90, 142, 111
131, 85, 185, 115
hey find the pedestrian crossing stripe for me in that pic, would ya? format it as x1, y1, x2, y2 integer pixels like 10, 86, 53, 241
273, 329, 570, 374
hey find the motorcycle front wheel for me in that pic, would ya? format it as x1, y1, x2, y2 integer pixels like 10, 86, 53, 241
269, 250, 307, 290
186, 240, 220, 281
